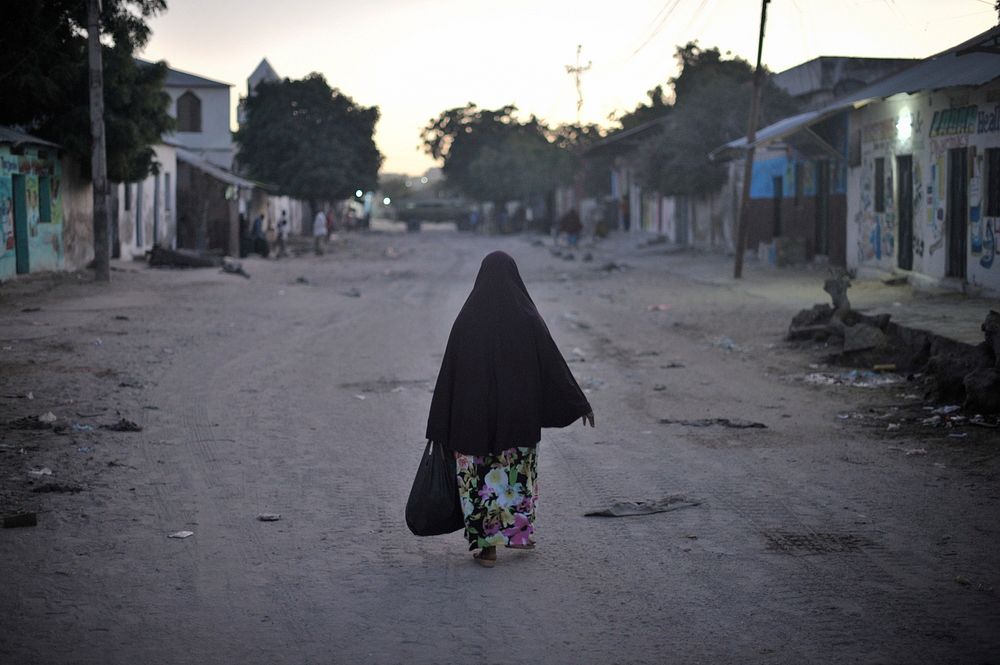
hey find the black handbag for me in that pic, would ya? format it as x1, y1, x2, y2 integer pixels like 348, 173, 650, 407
405, 440, 465, 536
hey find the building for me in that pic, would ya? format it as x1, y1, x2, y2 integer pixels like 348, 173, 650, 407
112, 143, 177, 258
724, 25, 1000, 293
773, 57, 919, 111
161, 64, 235, 170
0, 127, 93, 280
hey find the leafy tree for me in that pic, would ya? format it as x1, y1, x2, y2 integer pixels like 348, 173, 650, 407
0, 0, 173, 182
420, 104, 573, 204
611, 85, 672, 131
236, 74, 382, 205
636, 42, 799, 198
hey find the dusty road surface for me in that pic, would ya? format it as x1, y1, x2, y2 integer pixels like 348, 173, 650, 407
2, 229, 998, 665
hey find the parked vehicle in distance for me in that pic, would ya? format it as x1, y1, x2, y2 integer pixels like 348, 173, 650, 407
396, 199, 470, 232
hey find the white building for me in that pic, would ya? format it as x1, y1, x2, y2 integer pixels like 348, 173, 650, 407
163, 65, 235, 170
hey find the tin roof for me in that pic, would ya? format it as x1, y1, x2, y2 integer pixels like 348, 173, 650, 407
0, 126, 61, 149
712, 25, 1000, 158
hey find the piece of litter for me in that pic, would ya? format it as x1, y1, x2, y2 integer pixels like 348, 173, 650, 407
948, 432, 968, 439
585, 495, 701, 518
904, 448, 927, 456
168, 530, 194, 539
26, 392, 33, 400
100, 418, 143, 432
71, 423, 95, 432
354, 394, 366, 400
886, 423, 900, 431
390, 386, 405, 393
659, 417, 766, 429
932, 405, 961, 415
28, 467, 53, 477
571, 347, 585, 357
646, 304, 671, 312
257, 513, 281, 522
653, 384, 667, 391
38, 411, 57, 424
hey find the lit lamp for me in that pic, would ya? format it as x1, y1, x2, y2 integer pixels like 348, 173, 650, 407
896, 110, 912, 141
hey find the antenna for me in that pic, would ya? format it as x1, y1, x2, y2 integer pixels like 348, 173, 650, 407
565, 45, 592, 124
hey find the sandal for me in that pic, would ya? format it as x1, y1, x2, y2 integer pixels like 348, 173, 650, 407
505, 541, 536, 550
473, 547, 496, 568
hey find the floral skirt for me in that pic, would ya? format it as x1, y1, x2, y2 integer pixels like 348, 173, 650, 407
455, 447, 538, 551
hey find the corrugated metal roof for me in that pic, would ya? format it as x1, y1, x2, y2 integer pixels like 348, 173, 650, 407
164, 66, 231, 88
713, 25, 1000, 157
0, 126, 60, 149
176, 147, 257, 188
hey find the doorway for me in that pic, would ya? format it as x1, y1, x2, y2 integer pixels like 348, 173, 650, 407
947, 147, 968, 279
896, 155, 913, 271
11, 174, 29, 274
772, 176, 783, 237
815, 160, 830, 256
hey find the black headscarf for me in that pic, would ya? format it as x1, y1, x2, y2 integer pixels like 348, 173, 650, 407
426, 251, 592, 456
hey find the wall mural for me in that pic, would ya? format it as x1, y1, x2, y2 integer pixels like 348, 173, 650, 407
0, 178, 12, 253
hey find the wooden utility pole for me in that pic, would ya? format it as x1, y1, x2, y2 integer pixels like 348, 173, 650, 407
565, 45, 592, 125
733, 0, 770, 279
87, 0, 111, 282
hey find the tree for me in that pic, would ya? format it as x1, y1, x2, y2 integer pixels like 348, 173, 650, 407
236, 74, 382, 205
0, 0, 173, 183
635, 43, 799, 198
420, 104, 572, 204
612, 85, 671, 131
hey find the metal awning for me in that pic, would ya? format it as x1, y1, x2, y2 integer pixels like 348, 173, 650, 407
175, 147, 258, 188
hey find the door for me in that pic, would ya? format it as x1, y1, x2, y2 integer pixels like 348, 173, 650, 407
897, 155, 913, 271
815, 160, 830, 256
947, 148, 968, 279
11, 174, 29, 274
772, 176, 783, 237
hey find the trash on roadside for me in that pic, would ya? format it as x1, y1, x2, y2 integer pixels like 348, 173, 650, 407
599, 261, 629, 272
804, 370, 904, 388
168, 530, 194, 539
2, 513, 38, 528
955, 575, 971, 586
948, 432, 968, 439
100, 418, 143, 432
28, 467, 53, 476
77, 446, 93, 453
342, 287, 362, 298
653, 384, 667, 392
662, 362, 684, 369
571, 347, 585, 357
659, 417, 766, 429
22, 306, 41, 313
9, 415, 53, 430
647, 304, 672, 312
354, 394, 366, 400
886, 423, 900, 431
38, 411, 57, 424
932, 405, 961, 415
32, 483, 83, 494
221, 257, 250, 279
712, 336, 737, 351
114, 315, 130, 321
904, 448, 927, 456
257, 513, 281, 522
295, 276, 310, 285
584, 494, 701, 518
873, 363, 897, 372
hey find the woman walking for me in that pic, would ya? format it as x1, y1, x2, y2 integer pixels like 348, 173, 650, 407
426, 251, 595, 567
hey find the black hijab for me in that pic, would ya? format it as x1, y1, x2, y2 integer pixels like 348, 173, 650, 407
426, 251, 592, 456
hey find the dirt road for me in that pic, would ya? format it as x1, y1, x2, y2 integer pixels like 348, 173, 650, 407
2, 230, 998, 664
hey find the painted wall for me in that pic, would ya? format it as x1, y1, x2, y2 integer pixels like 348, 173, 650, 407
165, 86, 234, 169
847, 84, 1000, 293
114, 144, 177, 257
0, 144, 64, 280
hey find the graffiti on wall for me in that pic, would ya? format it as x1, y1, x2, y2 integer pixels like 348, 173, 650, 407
0, 178, 12, 253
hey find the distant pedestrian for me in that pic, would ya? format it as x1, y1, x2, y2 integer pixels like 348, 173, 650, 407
425, 251, 595, 568
313, 209, 327, 255
275, 211, 289, 258
251, 213, 269, 257
559, 208, 582, 247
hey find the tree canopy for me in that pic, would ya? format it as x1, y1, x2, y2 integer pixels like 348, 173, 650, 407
0, 0, 173, 183
236, 74, 382, 204
420, 104, 580, 204
635, 43, 800, 198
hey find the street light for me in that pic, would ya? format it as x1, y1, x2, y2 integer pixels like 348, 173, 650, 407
383, 197, 391, 205
355, 189, 363, 198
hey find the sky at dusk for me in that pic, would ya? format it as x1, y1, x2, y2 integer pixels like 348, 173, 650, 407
139, 0, 999, 176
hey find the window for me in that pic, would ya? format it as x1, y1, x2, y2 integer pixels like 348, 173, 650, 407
176, 91, 202, 132
38, 176, 52, 223
164, 172, 172, 210
986, 148, 1000, 218
874, 157, 885, 213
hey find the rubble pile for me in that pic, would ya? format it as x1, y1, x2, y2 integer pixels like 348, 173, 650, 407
788, 272, 1000, 414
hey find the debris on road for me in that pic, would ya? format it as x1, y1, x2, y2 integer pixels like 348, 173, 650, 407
295, 276, 310, 285
32, 483, 83, 493
168, 530, 194, 539
659, 417, 767, 429
2, 513, 38, 528
584, 495, 701, 517
803, 370, 905, 388
148, 245, 222, 268
100, 418, 143, 432
932, 405, 961, 415
342, 287, 362, 298
257, 513, 282, 522
28, 467, 53, 477
647, 303, 672, 312
599, 261, 629, 272
37, 411, 58, 424
221, 257, 250, 279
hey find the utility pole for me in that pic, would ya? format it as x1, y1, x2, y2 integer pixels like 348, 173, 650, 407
87, 0, 111, 282
565, 45, 592, 125
733, 0, 770, 279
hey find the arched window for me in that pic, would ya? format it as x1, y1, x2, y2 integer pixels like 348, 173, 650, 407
176, 91, 202, 132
